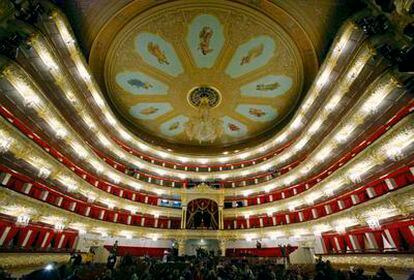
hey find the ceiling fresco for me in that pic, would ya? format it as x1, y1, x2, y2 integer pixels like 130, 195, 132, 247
105, 0, 304, 147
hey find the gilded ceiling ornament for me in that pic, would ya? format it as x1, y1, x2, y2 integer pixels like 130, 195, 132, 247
99, 1, 305, 149
185, 88, 223, 143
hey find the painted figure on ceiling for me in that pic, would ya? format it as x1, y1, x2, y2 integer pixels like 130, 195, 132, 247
127, 79, 153, 89
228, 123, 240, 131
140, 106, 159, 115
249, 107, 266, 117
147, 42, 170, 65
256, 82, 279, 91
198, 26, 214, 55
168, 122, 180, 131
240, 43, 264, 65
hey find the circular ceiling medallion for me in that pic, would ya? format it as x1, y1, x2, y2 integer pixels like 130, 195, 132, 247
188, 86, 221, 108
104, 0, 305, 150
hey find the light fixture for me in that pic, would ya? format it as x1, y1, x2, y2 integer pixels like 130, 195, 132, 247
185, 90, 223, 143
0, 132, 12, 153
293, 136, 309, 151
72, 142, 89, 159
99, 137, 111, 147
313, 224, 332, 236
305, 192, 320, 205
347, 161, 372, 183
266, 209, 275, 216
317, 68, 331, 88
290, 116, 303, 130
48, 117, 67, 139
366, 217, 381, 230
35, 45, 59, 72
16, 215, 30, 227
12, 79, 43, 108
54, 222, 65, 232
335, 124, 355, 143
361, 82, 393, 114
243, 191, 252, 197
126, 206, 138, 214
315, 146, 332, 162
269, 231, 282, 240
58, 175, 78, 191
309, 119, 323, 134
105, 113, 116, 125
322, 179, 343, 196
38, 167, 52, 179
44, 264, 54, 271
103, 200, 115, 210
110, 174, 121, 184
82, 114, 97, 129
121, 230, 132, 239
119, 129, 131, 140
382, 128, 413, 161
335, 225, 346, 234
90, 160, 104, 173
288, 203, 298, 212
325, 94, 342, 112
131, 182, 141, 190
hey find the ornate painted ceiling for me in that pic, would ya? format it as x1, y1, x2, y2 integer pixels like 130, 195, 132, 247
106, 1, 303, 147
60, 0, 354, 152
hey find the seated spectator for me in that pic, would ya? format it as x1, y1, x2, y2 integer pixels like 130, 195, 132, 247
373, 267, 394, 280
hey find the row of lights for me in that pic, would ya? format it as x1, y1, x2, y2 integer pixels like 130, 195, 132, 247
4, 39, 397, 202
239, 72, 405, 197
7, 14, 382, 205
2, 65, 178, 197
1, 106, 412, 222
36, 20, 403, 202
50, 12, 359, 170
8, 202, 395, 242
4, 13, 410, 217
0, 121, 173, 218
229, 116, 414, 217
1, 110, 412, 219
9, 213, 385, 242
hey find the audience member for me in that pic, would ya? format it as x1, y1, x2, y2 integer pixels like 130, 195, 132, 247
6, 252, 398, 280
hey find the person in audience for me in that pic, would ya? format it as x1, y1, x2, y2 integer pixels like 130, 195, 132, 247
64, 268, 80, 280
106, 253, 117, 270
2, 251, 399, 280
373, 267, 394, 280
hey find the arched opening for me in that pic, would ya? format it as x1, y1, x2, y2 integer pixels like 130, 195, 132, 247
186, 199, 219, 230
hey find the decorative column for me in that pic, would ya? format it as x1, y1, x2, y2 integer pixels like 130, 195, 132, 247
181, 206, 187, 229
218, 206, 224, 229
178, 239, 186, 256
219, 239, 227, 256
218, 195, 224, 230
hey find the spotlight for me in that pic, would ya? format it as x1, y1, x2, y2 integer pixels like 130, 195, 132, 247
44, 263, 54, 271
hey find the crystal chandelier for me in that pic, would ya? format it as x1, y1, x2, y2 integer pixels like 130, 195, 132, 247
185, 95, 223, 143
